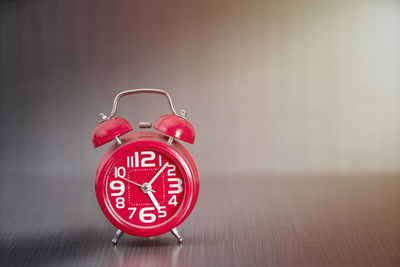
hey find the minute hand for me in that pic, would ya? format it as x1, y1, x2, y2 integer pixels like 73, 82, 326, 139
149, 163, 168, 185
147, 191, 161, 212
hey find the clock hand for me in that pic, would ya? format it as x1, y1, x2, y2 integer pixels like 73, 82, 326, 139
116, 175, 156, 193
149, 162, 169, 185
147, 190, 161, 212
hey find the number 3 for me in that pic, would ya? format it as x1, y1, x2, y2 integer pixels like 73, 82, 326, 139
168, 178, 183, 194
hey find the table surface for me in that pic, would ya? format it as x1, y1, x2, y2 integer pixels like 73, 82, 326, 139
1, 175, 399, 266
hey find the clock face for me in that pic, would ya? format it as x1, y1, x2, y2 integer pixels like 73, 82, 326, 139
105, 149, 185, 228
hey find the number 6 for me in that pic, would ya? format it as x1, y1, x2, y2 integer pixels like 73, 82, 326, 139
139, 207, 156, 223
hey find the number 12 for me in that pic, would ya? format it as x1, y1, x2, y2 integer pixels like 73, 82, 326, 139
127, 151, 156, 168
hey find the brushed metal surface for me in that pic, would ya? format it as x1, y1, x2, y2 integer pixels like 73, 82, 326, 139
1, 175, 399, 266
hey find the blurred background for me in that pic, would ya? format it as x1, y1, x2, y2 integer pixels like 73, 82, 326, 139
0, 0, 399, 265
1, 0, 399, 179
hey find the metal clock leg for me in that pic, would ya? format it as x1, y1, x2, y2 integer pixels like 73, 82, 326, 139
171, 228, 183, 243
112, 229, 124, 245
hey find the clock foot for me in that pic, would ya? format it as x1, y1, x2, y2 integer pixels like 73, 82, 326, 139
112, 229, 124, 245
171, 228, 183, 243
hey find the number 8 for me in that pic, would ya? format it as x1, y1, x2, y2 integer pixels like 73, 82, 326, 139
116, 197, 125, 209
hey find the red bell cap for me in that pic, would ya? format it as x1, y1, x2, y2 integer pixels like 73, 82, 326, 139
92, 117, 133, 148
154, 115, 195, 144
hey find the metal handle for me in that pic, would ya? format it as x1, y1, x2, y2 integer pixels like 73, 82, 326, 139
100, 89, 179, 121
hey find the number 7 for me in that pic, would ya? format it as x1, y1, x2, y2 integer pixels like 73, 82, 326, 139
128, 207, 137, 219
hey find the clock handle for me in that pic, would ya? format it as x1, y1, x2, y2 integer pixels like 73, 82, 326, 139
100, 89, 179, 121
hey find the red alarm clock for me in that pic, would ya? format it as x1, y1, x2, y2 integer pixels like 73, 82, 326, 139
91, 89, 199, 244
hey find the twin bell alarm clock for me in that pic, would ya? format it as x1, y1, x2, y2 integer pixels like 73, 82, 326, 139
91, 89, 199, 244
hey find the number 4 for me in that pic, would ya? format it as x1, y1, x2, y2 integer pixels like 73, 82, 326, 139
168, 195, 178, 206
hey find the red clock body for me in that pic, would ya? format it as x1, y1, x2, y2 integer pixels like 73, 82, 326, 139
95, 131, 199, 237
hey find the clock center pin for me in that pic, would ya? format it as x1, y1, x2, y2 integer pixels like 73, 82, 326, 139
141, 183, 152, 193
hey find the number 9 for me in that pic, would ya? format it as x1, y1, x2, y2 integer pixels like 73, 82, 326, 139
110, 181, 125, 196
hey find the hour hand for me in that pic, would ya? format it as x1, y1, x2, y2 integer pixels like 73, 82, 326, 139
116, 175, 155, 192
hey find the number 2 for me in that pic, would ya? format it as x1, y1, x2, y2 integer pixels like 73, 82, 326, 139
167, 164, 176, 176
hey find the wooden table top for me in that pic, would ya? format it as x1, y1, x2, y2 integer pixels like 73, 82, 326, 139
1, 175, 399, 266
